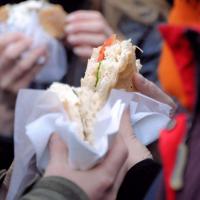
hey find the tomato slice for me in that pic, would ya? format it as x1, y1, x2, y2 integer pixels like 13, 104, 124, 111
97, 35, 116, 62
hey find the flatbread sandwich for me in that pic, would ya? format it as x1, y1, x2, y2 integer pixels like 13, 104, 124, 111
50, 35, 142, 142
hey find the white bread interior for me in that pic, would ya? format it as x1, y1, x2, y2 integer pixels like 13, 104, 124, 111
49, 83, 84, 139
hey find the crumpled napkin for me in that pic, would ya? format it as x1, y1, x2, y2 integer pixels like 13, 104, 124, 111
25, 90, 127, 172
7, 89, 171, 200
130, 93, 171, 145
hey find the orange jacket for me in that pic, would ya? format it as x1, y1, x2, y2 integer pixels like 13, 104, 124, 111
158, 0, 200, 110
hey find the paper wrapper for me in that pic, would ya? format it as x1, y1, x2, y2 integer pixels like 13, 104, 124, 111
0, 5, 67, 83
7, 89, 171, 200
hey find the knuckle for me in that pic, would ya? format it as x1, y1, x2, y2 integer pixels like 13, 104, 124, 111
94, 11, 102, 19
121, 143, 129, 160
142, 76, 149, 87
105, 192, 116, 200
17, 64, 26, 72
12, 85, 20, 94
100, 34, 106, 41
3, 50, 16, 62
0, 82, 6, 90
100, 175, 114, 190
17, 62, 29, 72
98, 22, 106, 32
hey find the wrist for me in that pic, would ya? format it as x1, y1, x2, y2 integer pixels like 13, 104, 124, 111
0, 90, 17, 109
127, 137, 152, 170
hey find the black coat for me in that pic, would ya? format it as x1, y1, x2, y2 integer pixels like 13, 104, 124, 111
0, 0, 90, 12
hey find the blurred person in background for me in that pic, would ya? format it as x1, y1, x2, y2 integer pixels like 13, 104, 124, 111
159, 0, 200, 111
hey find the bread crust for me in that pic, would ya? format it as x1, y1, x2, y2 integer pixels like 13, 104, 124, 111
0, 5, 9, 22
39, 5, 67, 39
114, 47, 137, 92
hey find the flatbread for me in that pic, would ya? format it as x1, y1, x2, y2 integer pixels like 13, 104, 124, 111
0, 5, 9, 22
39, 5, 67, 39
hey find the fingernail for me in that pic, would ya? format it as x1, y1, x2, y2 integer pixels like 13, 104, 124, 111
135, 73, 145, 84
65, 25, 74, 33
66, 14, 76, 22
37, 56, 47, 65
0, 79, 8, 90
73, 47, 80, 55
37, 45, 47, 52
25, 38, 33, 44
67, 35, 75, 43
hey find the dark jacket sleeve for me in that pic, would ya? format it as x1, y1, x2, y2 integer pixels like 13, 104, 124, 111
117, 159, 161, 200
21, 176, 89, 200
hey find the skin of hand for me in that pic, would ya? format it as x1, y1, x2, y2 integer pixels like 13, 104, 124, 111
119, 109, 152, 170
64, 10, 114, 58
45, 133, 128, 200
132, 73, 177, 112
118, 73, 177, 169
0, 32, 48, 94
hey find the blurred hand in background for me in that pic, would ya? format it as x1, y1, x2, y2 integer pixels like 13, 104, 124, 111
65, 10, 114, 58
0, 32, 47, 94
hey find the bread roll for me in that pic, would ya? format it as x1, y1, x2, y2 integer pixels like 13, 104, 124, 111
0, 1, 67, 39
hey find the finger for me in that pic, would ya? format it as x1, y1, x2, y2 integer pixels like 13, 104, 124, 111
133, 73, 176, 110
73, 46, 93, 58
48, 133, 68, 164
107, 161, 128, 200
100, 135, 128, 180
16, 45, 47, 71
65, 21, 107, 34
0, 32, 24, 52
119, 110, 151, 169
67, 33, 106, 46
119, 109, 133, 138
0, 46, 46, 90
0, 37, 32, 70
11, 63, 43, 93
66, 10, 102, 22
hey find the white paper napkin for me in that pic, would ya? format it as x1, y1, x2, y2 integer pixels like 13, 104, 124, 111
130, 93, 171, 145
7, 89, 171, 200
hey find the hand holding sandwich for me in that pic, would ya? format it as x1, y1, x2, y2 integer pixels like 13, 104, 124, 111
45, 133, 128, 200
133, 73, 177, 115
118, 73, 176, 170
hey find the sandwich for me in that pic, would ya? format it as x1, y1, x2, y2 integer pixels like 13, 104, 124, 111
0, 0, 67, 39
49, 35, 141, 142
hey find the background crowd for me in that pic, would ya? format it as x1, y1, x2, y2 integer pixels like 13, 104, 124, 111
1, 0, 200, 200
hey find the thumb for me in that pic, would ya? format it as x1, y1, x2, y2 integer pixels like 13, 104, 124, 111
119, 108, 134, 139
132, 73, 176, 110
48, 133, 68, 164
